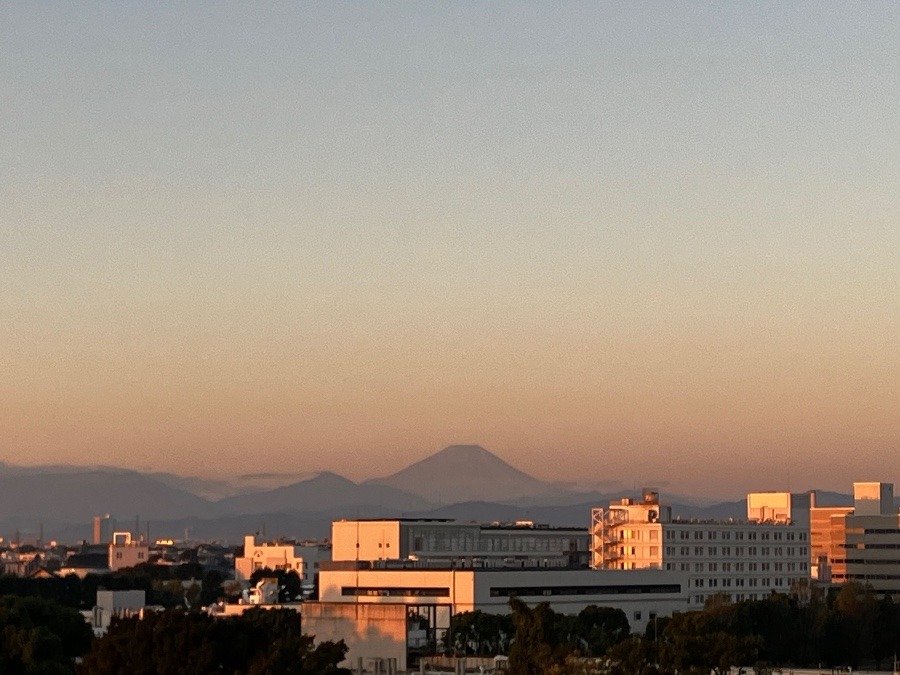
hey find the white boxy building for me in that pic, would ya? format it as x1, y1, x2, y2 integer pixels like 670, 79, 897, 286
591, 489, 810, 606
317, 564, 687, 633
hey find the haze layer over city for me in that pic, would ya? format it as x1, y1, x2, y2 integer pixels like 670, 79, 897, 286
2, 3, 898, 500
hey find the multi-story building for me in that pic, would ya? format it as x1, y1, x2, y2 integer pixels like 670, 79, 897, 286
234, 534, 330, 594
810, 482, 900, 597
591, 489, 810, 606
108, 532, 149, 572
331, 519, 590, 569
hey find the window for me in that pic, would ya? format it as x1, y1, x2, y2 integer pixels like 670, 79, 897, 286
634, 611, 642, 621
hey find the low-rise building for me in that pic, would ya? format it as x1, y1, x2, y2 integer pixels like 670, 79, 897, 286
310, 563, 688, 672
86, 590, 146, 636
234, 534, 330, 595
108, 532, 149, 572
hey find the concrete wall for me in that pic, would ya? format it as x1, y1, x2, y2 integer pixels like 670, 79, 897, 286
303, 602, 409, 671
333, 521, 404, 563
319, 568, 477, 613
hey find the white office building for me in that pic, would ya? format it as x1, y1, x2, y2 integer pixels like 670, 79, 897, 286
591, 489, 810, 606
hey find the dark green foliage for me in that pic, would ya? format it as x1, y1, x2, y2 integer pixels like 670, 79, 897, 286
572, 605, 631, 656
599, 583, 900, 673
508, 597, 560, 675
249, 567, 304, 602
445, 609, 514, 655
0, 595, 92, 674
78, 607, 350, 675
0, 565, 223, 610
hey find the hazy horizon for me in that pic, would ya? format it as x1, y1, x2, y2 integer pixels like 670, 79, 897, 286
2, 4, 898, 500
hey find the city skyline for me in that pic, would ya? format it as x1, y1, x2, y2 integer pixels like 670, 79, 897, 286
2, 3, 898, 499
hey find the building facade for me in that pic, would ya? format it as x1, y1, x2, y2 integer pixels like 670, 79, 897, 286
318, 563, 688, 635
810, 482, 900, 597
108, 532, 149, 572
331, 519, 589, 569
234, 534, 330, 594
591, 489, 810, 606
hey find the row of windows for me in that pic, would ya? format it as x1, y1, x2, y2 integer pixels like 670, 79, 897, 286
411, 534, 580, 554
692, 592, 772, 604
665, 530, 806, 542
341, 587, 449, 597
489, 584, 682, 598
693, 577, 792, 588
664, 546, 807, 558
666, 562, 808, 573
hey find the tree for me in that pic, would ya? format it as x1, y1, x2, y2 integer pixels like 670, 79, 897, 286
79, 608, 350, 674
574, 605, 630, 657
0, 595, 92, 674
445, 610, 513, 655
508, 598, 563, 675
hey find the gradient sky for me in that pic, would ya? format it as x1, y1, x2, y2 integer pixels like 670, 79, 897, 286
1, 3, 898, 499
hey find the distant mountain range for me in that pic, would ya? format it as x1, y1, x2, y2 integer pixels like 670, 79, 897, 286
0, 446, 867, 544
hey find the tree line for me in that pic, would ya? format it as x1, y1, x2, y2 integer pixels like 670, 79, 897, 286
449, 583, 900, 674
0, 595, 348, 675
